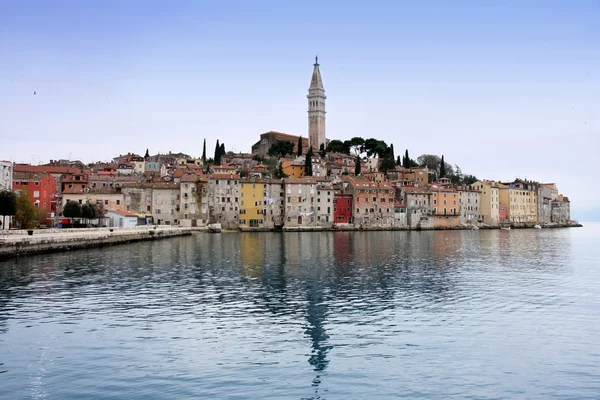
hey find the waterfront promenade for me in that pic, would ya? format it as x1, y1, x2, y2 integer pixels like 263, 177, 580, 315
0, 226, 198, 260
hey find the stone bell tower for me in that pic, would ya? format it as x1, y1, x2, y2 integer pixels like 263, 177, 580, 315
308, 56, 326, 151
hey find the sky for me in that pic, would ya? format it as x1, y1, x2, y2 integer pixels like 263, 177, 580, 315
0, 1, 598, 219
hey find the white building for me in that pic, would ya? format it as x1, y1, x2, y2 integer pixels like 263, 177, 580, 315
459, 188, 482, 225
0, 161, 12, 190
105, 210, 138, 228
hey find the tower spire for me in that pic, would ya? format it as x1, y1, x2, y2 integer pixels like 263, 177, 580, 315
307, 56, 326, 150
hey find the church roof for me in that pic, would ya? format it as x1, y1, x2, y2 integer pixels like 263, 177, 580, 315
310, 56, 324, 89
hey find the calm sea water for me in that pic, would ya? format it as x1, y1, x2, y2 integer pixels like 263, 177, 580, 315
1, 225, 599, 399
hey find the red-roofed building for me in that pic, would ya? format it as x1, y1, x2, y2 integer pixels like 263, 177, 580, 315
12, 172, 57, 223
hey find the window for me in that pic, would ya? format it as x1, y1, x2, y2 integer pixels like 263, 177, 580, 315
157, 209, 161, 214
33, 190, 40, 198
104, 200, 109, 205
116, 200, 121, 205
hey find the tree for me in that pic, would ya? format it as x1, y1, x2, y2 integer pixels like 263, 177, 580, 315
305, 147, 314, 176
355, 156, 361, 175
345, 137, 365, 157
220, 143, 225, 159
202, 139, 207, 163
403, 150, 418, 168
275, 162, 288, 179
379, 157, 396, 174
144, 149, 150, 159
417, 154, 441, 172
463, 174, 478, 185
15, 192, 38, 229
326, 139, 345, 153
396, 156, 401, 166
0, 190, 17, 230
388, 143, 395, 160
268, 140, 295, 159
439, 155, 446, 178
214, 140, 221, 164
81, 203, 96, 225
319, 143, 326, 158
297, 136, 303, 156
63, 200, 82, 225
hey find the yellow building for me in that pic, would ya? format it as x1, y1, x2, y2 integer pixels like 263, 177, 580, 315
472, 180, 500, 226
281, 159, 305, 178
134, 161, 145, 174
239, 179, 265, 228
499, 180, 537, 226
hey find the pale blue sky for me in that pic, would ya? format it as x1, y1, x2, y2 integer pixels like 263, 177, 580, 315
0, 1, 598, 219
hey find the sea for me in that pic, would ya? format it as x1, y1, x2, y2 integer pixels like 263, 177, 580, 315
1, 224, 599, 399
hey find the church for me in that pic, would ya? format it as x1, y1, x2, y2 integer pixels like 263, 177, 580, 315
251, 57, 327, 156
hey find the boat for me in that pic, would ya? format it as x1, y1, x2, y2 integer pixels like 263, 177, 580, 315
501, 227, 511, 231
534, 225, 542, 229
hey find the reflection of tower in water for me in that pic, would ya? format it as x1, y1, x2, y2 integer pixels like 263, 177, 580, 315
304, 266, 332, 396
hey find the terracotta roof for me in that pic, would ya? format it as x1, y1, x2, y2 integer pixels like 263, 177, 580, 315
13, 164, 81, 174
284, 177, 317, 184
106, 209, 139, 217
210, 173, 240, 180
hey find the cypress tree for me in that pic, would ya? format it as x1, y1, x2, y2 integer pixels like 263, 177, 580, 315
355, 156, 361, 175
403, 149, 409, 168
396, 155, 401, 166
214, 140, 220, 164
202, 139, 206, 162
389, 144, 395, 161
297, 136, 303, 156
305, 147, 313, 176
144, 149, 150, 159
439, 155, 446, 178
220, 143, 225, 159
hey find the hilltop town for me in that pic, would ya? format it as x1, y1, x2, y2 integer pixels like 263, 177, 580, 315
0, 58, 573, 231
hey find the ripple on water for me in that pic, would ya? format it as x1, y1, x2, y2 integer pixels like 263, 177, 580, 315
1, 227, 600, 399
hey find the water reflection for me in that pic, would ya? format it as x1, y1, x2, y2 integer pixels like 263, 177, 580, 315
0, 228, 592, 400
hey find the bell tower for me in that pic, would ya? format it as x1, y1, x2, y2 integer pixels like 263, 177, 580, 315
308, 56, 326, 151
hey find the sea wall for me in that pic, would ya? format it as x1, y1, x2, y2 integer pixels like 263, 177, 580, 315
0, 226, 196, 260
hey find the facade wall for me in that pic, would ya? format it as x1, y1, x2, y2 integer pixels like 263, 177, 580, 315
551, 201, 570, 224
152, 188, 181, 225
105, 212, 138, 228
474, 181, 500, 226
262, 181, 284, 229
13, 173, 57, 217
334, 194, 353, 224
316, 186, 334, 226
208, 177, 240, 229
283, 180, 318, 228
62, 192, 126, 213
239, 181, 265, 228
459, 190, 481, 225
180, 181, 207, 225
0, 161, 12, 190
537, 186, 553, 225
500, 182, 537, 225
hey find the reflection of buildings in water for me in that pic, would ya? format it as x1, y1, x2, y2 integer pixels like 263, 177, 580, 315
239, 233, 264, 278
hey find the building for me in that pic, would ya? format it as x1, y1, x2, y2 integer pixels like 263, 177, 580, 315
315, 183, 334, 226
333, 193, 353, 225
13, 172, 58, 222
62, 187, 125, 214
251, 131, 308, 157
458, 187, 482, 225
260, 179, 285, 229
472, 180, 500, 226
151, 182, 181, 225
105, 209, 139, 228
308, 56, 326, 151
282, 159, 306, 178
344, 177, 395, 228
499, 180, 538, 226
180, 174, 208, 226
551, 196, 570, 224
207, 174, 240, 229
430, 186, 460, 228
239, 178, 266, 228
537, 184, 554, 225
0, 161, 12, 190
400, 186, 433, 229
283, 177, 318, 228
